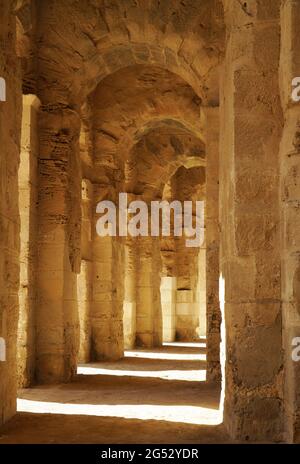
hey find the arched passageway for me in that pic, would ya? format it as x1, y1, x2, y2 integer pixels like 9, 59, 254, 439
1, 0, 300, 445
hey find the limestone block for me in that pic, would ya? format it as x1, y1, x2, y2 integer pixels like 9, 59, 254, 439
176, 290, 193, 304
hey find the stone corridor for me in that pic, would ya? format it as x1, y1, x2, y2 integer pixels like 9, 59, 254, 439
1, 0, 300, 444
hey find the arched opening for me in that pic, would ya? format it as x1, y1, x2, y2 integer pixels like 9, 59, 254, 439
75, 64, 209, 360
72, 61, 222, 430
160, 165, 207, 382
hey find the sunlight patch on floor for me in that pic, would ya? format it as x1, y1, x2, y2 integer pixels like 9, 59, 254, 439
17, 399, 221, 426
163, 341, 206, 349
77, 365, 206, 381
77, 342, 207, 381
124, 351, 206, 361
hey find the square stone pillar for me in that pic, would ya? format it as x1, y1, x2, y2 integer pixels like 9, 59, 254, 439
204, 107, 221, 382
197, 245, 206, 338
123, 237, 137, 350
36, 106, 81, 383
175, 234, 200, 341
161, 276, 177, 342
77, 179, 93, 363
279, 0, 300, 443
220, 0, 283, 441
91, 184, 124, 360
136, 235, 162, 348
78, 260, 92, 363
18, 95, 40, 387
175, 289, 199, 340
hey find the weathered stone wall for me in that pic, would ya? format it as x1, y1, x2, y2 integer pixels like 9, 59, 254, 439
0, 0, 22, 426
220, 0, 283, 441
279, 0, 300, 443
15, 0, 37, 95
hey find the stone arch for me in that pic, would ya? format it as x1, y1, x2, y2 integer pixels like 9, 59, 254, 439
126, 123, 205, 199
36, 0, 225, 106
88, 63, 207, 193
84, 59, 212, 358
88, 63, 206, 193
121, 122, 206, 348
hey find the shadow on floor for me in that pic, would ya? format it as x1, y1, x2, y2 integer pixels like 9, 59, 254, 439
0, 412, 232, 444
0, 342, 227, 444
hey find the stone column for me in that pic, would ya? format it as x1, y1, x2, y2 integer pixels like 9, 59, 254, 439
36, 105, 81, 383
279, 0, 300, 443
136, 235, 162, 347
175, 235, 201, 341
197, 244, 206, 338
175, 289, 199, 339
161, 276, 177, 342
91, 184, 124, 360
18, 95, 40, 387
204, 107, 221, 382
77, 179, 93, 363
220, 0, 283, 440
160, 190, 177, 343
123, 236, 137, 350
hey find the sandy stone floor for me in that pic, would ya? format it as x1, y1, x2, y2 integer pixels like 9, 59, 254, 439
0, 343, 233, 444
